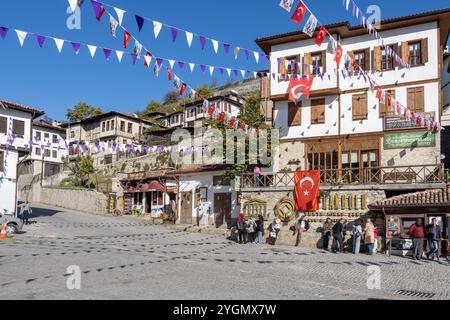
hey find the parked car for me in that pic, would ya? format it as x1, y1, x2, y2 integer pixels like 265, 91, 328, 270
0, 214, 23, 234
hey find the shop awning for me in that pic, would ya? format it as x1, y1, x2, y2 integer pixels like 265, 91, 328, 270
134, 181, 166, 193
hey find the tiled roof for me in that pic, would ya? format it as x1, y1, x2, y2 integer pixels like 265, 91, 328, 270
0, 100, 44, 118
33, 120, 66, 133
369, 188, 450, 209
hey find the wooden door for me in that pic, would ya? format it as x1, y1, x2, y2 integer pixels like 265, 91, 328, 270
214, 193, 232, 228
180, 192, 193, 225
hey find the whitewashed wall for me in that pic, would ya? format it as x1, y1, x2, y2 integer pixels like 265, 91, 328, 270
31, 127, 68, 164
0, 150, 19, 214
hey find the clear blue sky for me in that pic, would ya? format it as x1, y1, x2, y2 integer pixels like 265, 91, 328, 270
0, 0, 448, 120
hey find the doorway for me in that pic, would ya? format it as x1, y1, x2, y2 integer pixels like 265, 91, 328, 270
214, 193, 232, 228
180, 192, 193, 225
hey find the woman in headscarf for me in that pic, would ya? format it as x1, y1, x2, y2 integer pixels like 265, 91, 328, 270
236, 212, 247, 244
268, 218, 282, 246
364, 218, 375, 255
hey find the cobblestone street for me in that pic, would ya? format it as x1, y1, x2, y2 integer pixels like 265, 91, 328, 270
0, 204, 448, 300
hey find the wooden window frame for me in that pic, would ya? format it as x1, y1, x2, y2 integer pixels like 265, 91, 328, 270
409, 41, 422, 66
310, 51, 327, 75
353, 49, 370, 72
379, 89, 396, 118
311, 98, 326, 125
285, 55, 301, 76
407, 86, 425, 113
12, 119, 25, 138
0, 116, 7, 134
288, 102, 302, 127
352, 93, 368, 121
380, 45, 397, 71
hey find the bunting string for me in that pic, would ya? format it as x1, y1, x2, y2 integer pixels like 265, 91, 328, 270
83, 0, 269, 64
278, 0, 440, 132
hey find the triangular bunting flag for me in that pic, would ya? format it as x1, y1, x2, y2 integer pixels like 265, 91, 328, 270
114, 7, 126, 26
15, 30, 27, 47
87, 45, 97, 58
153, 21, 162, 39
0, 27, 9, 40
144, 52, 152, 67
185, 31, 193, 47
189, 63, 195, 72
226, 68, 231, 77
170, 27, 179, 43
124, 31, 131, 48
35, 34, 46, 48
253, 51, 260, 63
233, 47, 240, 60
71, 42, 81, 55
135, 15, 145, 32
223, 43, 231, 54
53, 38, 64, 53
209, 66, 215, 76
168, 59, 175, 69
68, 0, 78, 13
199, 36, 206, 50
116, 50, 124, 62
103, 48, 112, 60
211, 39, 219, 54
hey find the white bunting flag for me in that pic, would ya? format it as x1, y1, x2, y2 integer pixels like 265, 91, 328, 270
189, 63, 195, 72
153, 21, 163, 39
68, 0, 78, 13
53, 38, 65, 53
114, 7, 126, 26
116, 50, 124, 62
168, 59, 175, 69
240, 70, 245, 78
185, 31, 193, 47
87, 45, 97, 58
345, 0, 350, 11
253, 51, 259, 63
211, 39, 219, 54
209, 66, 214, 76
15, 30, 27, 47
226, 68, 231, 77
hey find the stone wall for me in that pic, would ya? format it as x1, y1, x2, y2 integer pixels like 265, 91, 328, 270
239, 187, 387, 249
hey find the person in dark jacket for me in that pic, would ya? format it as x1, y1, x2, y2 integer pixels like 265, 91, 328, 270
236, 213, 247, 244
425, 218, 443, 261
255, 215, 265, 245
332, 219, 344, 254
408, 219, 425, 261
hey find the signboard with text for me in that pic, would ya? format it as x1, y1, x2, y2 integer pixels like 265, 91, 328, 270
384, 112, 435, 131
384, 131, 436, 150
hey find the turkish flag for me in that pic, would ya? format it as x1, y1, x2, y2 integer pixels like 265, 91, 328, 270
208, 103, 216, 116
315, 26, 327, 46
291, 1, 307, 25
294, 171, 320, 211
288, 76, 314, 102
167, 69, 173, 81
375, 86, 382, 100
334, 45, 343, 65
179, 83, 187, 96
124, 31, 131, 48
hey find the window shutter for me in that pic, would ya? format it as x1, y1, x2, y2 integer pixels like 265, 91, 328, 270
321, 51, 327, 70
0, 151, 4, 171
407, 88, 415, 112
374, 46, 382, 71
0, 116, 7, 134
392, 44, 399, 68
288, 102, 301, 127
347, 51, 354, 72
416, 87, 425, 112
311, 99, 325, 124
304, 53, 312, 75
352, 94, 368, 121
401, 42, 410, 64
361, 94, 368, 118
421, 38, 428, 64
13, 119, 25, 137
365, 48, 371, 71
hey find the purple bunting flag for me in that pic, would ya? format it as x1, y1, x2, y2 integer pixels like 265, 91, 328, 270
0, 27, 9, 40
71, 42, 81, 54
130, 53, 138, 65
170, 27, 179, 43
244, 49, 250, 60
35, 34, 46, 48
200, 64, 207, 73
156, 58, 163, 68
199, 36, 206, 50
103, 48, 112, 60
135, 15, 145, 32
223, 43, 231, 54
178, 61, 185, 70
219, 68, 224, 76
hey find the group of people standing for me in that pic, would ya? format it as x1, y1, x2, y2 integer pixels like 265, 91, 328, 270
322, 218, 379, 255
408, 218, 443, 261
236, 213, 267, 245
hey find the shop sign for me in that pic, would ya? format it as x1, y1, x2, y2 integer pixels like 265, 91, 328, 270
128, 172, 146, 180
107, 193, 117, 214
384, 131, 436, 150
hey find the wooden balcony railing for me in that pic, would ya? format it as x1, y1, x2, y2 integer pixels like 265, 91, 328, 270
241, 165, 445, 189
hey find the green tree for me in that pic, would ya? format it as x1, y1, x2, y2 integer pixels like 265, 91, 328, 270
66, 102, 103, 122
194, 86, 216, 99
62, 155, 95, 187
140, 100, 163, 119
163, 91, 180, 104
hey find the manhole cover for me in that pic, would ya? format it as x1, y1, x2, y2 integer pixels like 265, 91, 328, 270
395, 290, 435, 299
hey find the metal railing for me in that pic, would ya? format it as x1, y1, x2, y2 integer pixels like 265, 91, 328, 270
241, 164, 444, 189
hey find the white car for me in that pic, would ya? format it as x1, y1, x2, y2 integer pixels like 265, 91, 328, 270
0, 214, 24, 234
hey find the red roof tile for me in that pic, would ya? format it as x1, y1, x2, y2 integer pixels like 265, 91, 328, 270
0, 100, 44, 118
369, 188, 450, 209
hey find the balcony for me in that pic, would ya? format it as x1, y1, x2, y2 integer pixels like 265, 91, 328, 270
240, 164, 445, 191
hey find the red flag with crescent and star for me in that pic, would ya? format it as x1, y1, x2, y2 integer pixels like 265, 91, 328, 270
291, 1, 307, 25
294, 170, 320, 211
315, 26, 327, 46
288, 76, 314, 102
